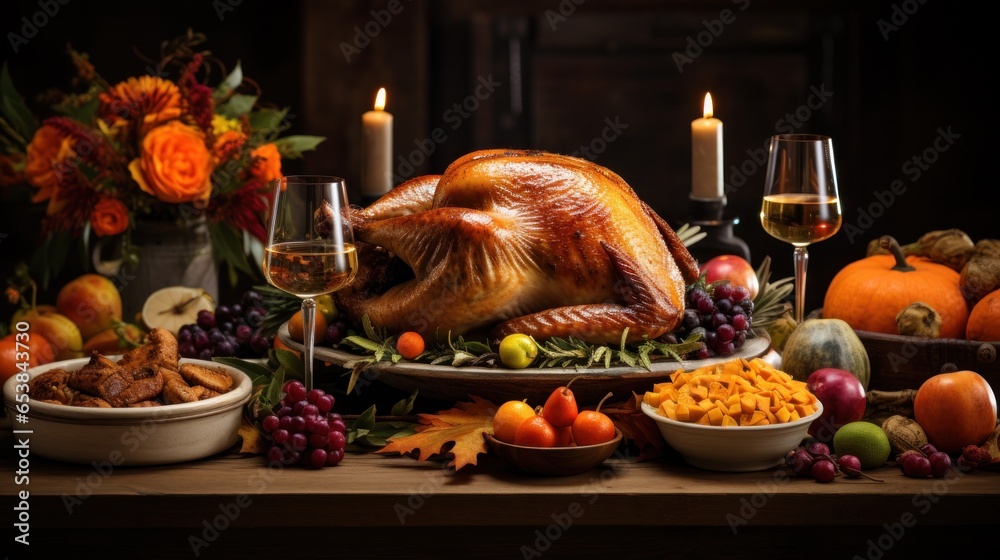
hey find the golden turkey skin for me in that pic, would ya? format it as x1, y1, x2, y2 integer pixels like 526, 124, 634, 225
335, 149, 700, 345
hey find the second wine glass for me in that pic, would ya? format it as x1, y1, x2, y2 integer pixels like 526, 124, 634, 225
759, 134, 843, 323
263, 175, 358, 391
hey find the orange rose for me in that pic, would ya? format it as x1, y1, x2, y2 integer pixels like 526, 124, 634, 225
24, 124, 76, 214
0, 154, 25, 187
249, 143, 282, 183
129, 121, 214, 204
90, 197, 129, 236
213, 130, 247, 161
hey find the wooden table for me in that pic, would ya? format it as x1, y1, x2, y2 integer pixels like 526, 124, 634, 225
3, 426, 998, 559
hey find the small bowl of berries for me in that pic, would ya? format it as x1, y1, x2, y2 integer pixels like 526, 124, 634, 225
487, 385, 624, 476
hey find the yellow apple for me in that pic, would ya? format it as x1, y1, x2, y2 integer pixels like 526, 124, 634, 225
56, 273, 123, 340
11, 305, 85, 361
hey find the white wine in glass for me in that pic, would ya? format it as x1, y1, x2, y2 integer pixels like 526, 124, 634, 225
263, 176, 357, 391
760, 135, 842, 323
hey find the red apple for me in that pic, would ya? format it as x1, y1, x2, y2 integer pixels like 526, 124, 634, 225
56, 273, 123, 340
699, 255, 759, 300
806, 368, 867, 442
914, 370, 997, 454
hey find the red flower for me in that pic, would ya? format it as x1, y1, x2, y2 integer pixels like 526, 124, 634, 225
208, 179, 269, 242
90, 197, 130, 236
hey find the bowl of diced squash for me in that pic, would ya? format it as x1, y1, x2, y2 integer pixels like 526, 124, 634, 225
641, 357, 823, 472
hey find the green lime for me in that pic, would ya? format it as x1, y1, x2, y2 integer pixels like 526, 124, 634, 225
833, 421, 892, 470
315, 294, 339, 322
499, 334, 538, 369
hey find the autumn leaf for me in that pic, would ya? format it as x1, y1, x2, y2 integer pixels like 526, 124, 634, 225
376, 395, 498, 470
599, 393, 664, 461
238, 419, 268, 455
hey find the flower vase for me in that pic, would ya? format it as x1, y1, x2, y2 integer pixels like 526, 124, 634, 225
115, 217, 219, 322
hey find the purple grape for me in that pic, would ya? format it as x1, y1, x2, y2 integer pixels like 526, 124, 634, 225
231, 304, 243, 317
731, 305, 746, 316
316, 395, 334, 413
289, 433, 308, 451
192, 330, 210, 349
716, 341, 735, 356
235, 324, 252, 341
215, 305, 232, 323
271, 429, 289, 445
308, 433, 329, 449
292, 400, 308, 415
329, 419, 347, 434
250, 333, 270, 354
928, 452, 952, 478
287, 381, 307, 402
713, 283, 733, 301
179, 342, 197, 358
275, 405, 293, 418
220, 321, 234, 334
328, 430, 347, 450
920, 443, 938, 456
682, 309, 700, 330
325, 322, 348, 345
731, 314, 749, 331
837, 454, 863, 477
242, 290, 263, 307
302, 404, 320, 417
309, 448, 328, 468
812, 459, 836, 483
901, 454, 932, 477
326, 448, 344, 466
209, 329, 226, 344
290, 416, 307, 433
697, 297, 716, 314
716, 324, 735, 343
178, 329, 193, 343
712, 313, 729, 329
806, 441, 830, 456
732, 286, 751, 303
197, 309, 217, 330
704, 331, 718, 350
246, 309, 264, 328
215, 340, 237, 357
262, 415, 280, 433
715, 298, 733, 315
198, 347, 214, 360
787, 449, 815, 477
278, 416, 293, 430
689, 288, 709, 303
733, 331, 746, 348
267, 446, 284, 466
695, 347, 711, 360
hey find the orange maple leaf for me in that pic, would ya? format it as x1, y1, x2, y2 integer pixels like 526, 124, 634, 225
377, 395, 498, 470
599, 393, 664, 461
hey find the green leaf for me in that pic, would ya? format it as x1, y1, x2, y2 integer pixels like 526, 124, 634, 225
248, 107, 289, 131
212, 357, 274, 387
0, 62, 39, 141
354, 404, 377, 430
213, 61, 243, 102
273, 135, 325, 158
391, 390, 419, 416
209, 223, 254, 277
54, 96, 101, 125
217, 94, 258, 118
274, 348, 304, 378
342, 335, 383, 353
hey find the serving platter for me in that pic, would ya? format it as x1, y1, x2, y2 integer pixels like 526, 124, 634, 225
277, 323, 771, 403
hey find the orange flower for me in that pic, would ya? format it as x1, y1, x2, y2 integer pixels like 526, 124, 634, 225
90, 197, 129, 236
129, 121, 214, 204
0, 154, 25, 187
99, 76, 182, 131
213, 130, 247, 161
249, 143, 282, 183
24, 124, 77, 214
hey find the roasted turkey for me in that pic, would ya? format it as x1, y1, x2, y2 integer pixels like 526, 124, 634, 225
334, 149, 699, 345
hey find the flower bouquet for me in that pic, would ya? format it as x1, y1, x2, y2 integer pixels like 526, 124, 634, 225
0, 31, 324, 289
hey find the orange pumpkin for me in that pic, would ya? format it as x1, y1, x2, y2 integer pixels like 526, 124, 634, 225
823, 236, 969, 338
967, 290, 1000, 341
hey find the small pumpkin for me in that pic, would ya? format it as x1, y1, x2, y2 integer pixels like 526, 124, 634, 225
823, 235, 969, 339
780, 318, 870, 389
967, 290, 1000, 341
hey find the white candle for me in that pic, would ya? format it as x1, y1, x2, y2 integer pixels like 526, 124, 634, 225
362, 87, 393, 198
691, 92, 724, 200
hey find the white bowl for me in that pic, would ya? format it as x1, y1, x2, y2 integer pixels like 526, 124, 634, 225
3, 357, 252, 466
641, 401, 823, 472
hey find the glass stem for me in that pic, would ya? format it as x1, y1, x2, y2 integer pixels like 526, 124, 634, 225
301, 297, 316, 392
793, 245, 809, 324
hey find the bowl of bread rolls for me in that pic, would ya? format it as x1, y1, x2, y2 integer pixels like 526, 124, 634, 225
2, 328, 252, 466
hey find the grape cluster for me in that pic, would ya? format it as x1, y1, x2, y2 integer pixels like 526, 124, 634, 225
261, 380, 347, 468
178, 289, 273, 360
896, 444, 952, 478
668, 282, 753, 359
785, 442, 879, 483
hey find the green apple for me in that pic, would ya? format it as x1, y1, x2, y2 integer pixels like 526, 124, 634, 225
499, 334, 538, 369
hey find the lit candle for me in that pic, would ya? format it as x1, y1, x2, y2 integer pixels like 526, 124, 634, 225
691, 92, 724, 200
362, 87, 393, 199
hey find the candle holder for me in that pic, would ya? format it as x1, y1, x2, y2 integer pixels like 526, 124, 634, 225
685, 195, 751, 264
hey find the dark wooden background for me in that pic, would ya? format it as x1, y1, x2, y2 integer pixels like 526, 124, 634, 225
1, 0, 995, 315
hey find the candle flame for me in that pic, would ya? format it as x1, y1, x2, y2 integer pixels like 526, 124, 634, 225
374, 88, 387, 111
703, 92, 714, 119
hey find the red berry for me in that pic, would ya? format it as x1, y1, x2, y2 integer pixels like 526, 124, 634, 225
812, 459, 836, 483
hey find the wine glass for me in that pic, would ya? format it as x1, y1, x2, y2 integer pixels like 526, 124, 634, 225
760, 134, 843, 324
263, 176, 358, 391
